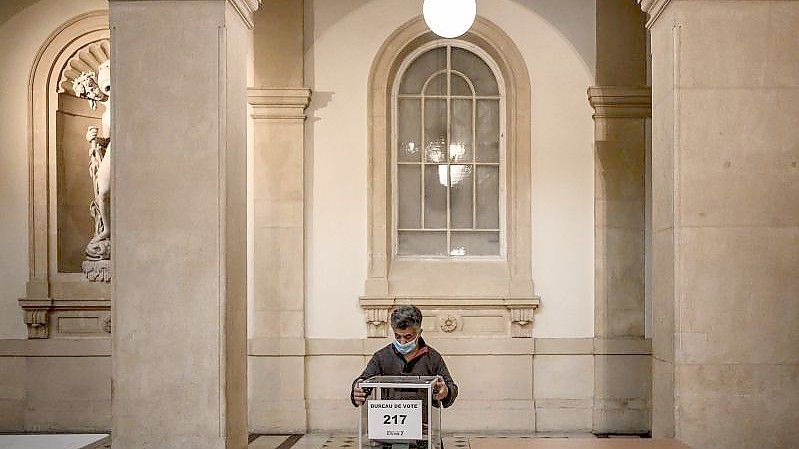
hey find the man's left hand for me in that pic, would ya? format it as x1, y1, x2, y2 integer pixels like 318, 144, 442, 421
433, 375, 448, 401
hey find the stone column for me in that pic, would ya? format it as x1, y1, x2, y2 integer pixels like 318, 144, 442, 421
589, 0, 652, 434
110, 1, 256, 448
643, 1, 799, 447
247, 0, 311, 433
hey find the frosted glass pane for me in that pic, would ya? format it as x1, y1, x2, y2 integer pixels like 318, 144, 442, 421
398, 165, 421, 228
398, 231, 447, 256
451, 47, 498, 95
450, 99, 473, 163
398, 99, 421, 162
450, 231, 500, 256
451, 73, 472, 96
476, 100, 500, 162
400, 47, 446, 94
423, 72, 447, 96
476, 165, 499, 229
424, 99, 447, 163
424, 165, 447, 228
449, 165, 473, 228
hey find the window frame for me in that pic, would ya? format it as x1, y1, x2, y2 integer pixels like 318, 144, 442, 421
361, 17, 539, 336
390, 40, 508, 261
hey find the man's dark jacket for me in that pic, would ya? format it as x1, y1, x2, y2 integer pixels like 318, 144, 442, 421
350, 336, 458, 408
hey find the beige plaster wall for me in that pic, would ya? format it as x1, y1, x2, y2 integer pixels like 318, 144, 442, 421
0, 0, 106, 339
304, 0, 597, 339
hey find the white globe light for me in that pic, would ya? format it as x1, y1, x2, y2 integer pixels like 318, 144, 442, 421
423, 0, 477, 39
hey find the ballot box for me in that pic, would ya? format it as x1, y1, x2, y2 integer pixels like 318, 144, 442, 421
357, 375, 443, 449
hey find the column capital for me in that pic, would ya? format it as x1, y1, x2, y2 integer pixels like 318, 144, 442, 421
587, 86, 652, 120
247, 87, 312, 120
639, 0, 672, 28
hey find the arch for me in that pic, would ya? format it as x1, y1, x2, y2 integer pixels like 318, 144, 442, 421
21, 10, 110, 338
362, 16, 538, 338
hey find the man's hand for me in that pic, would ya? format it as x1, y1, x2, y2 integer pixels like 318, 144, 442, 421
353, 379, 367, 406
433, 375, 448, 401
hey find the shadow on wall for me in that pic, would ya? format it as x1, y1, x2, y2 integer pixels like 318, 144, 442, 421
514, 0, 595, 77
303, 88, 334, 319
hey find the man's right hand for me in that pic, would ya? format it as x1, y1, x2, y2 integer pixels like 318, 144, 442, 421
353, 379, 367, 406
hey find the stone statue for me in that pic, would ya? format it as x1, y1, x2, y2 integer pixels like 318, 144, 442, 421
72, 60, 111, 282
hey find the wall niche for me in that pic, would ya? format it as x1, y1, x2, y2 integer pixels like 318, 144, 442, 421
19, 11, 111, 339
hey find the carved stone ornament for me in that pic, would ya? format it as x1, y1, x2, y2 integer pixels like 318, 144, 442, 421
439, 314, 459, 333
509, 307, 534, 338
82, 259, 112, 283
359, 297, 540, 338
24, 310, 49, 339
365, 307, 389, 338
102, 316, 112, 334
58, 40, 110, 96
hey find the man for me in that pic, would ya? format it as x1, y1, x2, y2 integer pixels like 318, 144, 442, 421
351, 305, 458, 408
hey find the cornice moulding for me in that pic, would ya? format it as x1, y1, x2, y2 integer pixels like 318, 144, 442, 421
247, 88, 312, 107
639, 0, 672, 29
359, 296, 541, 308
248, 88, 312, 120
227, 0, 260, 29
587, 86, 652, 119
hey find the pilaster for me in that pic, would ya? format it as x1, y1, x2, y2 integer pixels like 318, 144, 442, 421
248, 87, 311, 433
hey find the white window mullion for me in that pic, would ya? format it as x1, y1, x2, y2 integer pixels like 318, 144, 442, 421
472, 93, 477, 230
445, 45, 452, 255
420, 95, 426, 229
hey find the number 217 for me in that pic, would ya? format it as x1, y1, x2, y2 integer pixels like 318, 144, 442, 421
383, 414, 407, 425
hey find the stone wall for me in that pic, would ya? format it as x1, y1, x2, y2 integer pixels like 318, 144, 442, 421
645, 1, 799, 448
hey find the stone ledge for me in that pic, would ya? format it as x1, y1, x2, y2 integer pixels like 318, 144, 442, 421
587, 86, 652, 119
535, 338, 594, 355
0, 339, 110, 357
359, 296, 541, 338
247, 87, 312, 120
248, 337, 652, 357
594, 337, 653, 355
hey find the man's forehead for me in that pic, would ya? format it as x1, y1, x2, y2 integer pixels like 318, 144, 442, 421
393, 327, 417, 335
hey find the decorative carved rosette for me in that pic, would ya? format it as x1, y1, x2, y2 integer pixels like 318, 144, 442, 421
439, 315, 459, 333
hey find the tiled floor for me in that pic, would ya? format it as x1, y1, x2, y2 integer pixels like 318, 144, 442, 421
247, 434, 691, 449
0, 434, 109, 449
0, 433, 689, 449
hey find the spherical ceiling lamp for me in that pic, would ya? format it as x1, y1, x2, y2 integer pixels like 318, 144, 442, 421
423, 0, 477, 39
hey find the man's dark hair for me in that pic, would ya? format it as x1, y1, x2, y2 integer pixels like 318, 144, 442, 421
390, 305, 423, 330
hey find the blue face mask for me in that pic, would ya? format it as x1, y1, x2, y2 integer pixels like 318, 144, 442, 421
393, 336, 418, 355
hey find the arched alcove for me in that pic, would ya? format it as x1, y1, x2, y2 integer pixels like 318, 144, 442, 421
20, 10, 111, 339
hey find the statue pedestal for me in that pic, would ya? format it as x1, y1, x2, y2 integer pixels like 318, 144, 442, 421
81, 259, 111, 283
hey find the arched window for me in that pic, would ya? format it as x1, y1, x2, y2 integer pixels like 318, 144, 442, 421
393, 42, 504, 258
362, 17, 538, 339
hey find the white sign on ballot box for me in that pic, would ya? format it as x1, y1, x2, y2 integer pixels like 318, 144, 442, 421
367, 400, 423, 440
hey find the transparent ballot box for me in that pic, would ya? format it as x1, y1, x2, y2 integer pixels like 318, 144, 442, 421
357, 376, 443, 449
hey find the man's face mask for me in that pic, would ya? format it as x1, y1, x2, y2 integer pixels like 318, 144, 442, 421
393, 328, 419, 355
